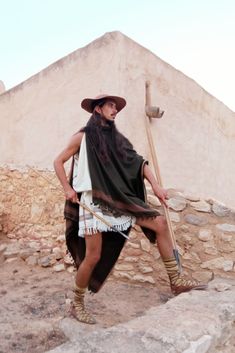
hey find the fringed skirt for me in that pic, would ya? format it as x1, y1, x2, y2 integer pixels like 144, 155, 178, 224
78, 191, 136, 237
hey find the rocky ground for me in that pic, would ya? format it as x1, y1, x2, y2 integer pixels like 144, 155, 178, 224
0, 258, 170, 353
1, 256, 235, 353
46, 278, 235, 353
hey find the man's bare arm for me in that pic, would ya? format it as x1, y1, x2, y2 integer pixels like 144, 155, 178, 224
53, 132, 84, 202
143, 163, 168, 207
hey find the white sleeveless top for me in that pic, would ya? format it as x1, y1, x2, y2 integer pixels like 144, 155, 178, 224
72, 134, 92, 192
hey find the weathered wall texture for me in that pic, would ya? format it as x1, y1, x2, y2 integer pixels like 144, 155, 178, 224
0, 80, 5, 94
0, 31, 234, 207
1, 168, 234, 281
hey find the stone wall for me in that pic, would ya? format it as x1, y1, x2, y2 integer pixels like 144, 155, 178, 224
1, 166, 235, 283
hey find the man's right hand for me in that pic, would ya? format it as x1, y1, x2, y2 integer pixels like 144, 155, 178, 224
65, 188, 78, 203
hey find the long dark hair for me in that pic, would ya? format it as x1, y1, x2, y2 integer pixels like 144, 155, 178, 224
80, 111, 134, 163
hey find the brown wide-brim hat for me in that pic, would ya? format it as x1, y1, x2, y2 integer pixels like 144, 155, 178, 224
81, 94, 126, 113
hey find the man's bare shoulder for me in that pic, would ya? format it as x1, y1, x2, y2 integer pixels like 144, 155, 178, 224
54, 131, 85, 164
69, 131, 84, 148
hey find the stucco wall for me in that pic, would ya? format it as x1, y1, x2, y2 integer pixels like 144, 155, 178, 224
0, 31, 234, 208
0, 80, 5, 95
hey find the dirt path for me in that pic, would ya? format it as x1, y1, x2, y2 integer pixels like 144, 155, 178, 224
0, 259, 171, 353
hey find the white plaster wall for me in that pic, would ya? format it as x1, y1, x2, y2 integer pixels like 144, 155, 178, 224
0, 32, 234, 208
0, 80, 5, 94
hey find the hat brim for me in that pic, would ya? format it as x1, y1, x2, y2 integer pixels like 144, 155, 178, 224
81, 95, 126, 113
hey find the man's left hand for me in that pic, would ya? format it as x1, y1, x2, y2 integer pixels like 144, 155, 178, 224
152, 186, 169, 208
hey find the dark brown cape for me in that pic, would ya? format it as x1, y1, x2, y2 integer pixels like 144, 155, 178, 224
86, 127, 159, 219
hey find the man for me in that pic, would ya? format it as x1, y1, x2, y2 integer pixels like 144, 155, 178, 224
54, 94, 207, 325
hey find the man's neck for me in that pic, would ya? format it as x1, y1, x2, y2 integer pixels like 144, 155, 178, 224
101, 118, 114, 127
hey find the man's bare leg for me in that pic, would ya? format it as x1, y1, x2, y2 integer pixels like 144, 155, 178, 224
136, 216, 207, 294
136, 216, 174, 258
72, 232, 102, 324
76, 232, 102, 287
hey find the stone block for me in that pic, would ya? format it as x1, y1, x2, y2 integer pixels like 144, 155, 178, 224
168, 197, 187, 211
212, 202, 231, 217
127, 242, 140, 249
53, 263, 65, 272
150, 247, 160, 259
137, 264, 153, 274
147, 194, 161, 207
112, 271, 132, 280
220, 233, 233, 242
67, 266, 75, 273
115, 263, 134, 271
123, 256, 139, 263
192, 271, 213, 282
198, 229, 213, 242
216, 223, 235, 232
140, 239, 151, 252
190, 200, 211, 213
132, 274, 155, 284
203, 244, 218, 256
56, 235, 65, 242
5, 257, 18, 263
28, 241, 41, 251
52, 247, 63, 260
125, 248, 142, 257
183, 193, 200, 202
0, 244, 7, 253
169, 211, 181, 222
19, 248, 37, 260
3, 243, 21, 258
38, 255, 56, 267
30, 203, 45, 222
184, 214, 208, 226
25, 255, 38, 266
64, 254, 74, 265
201, 257, 233, 271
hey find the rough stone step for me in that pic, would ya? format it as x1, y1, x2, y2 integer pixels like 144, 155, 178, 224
45, 278, 235, 353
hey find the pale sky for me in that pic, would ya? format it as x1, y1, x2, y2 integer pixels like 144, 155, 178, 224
0, 0, 235, 111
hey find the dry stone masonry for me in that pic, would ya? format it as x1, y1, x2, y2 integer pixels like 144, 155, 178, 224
0, 167, 234, 285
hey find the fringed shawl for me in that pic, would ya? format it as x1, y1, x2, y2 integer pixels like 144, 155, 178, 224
86, 126, 159, 219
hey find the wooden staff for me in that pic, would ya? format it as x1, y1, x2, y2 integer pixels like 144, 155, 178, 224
144, 81, 182, 272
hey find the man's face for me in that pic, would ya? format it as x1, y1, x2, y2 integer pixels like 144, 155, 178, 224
95, 100, 118, 122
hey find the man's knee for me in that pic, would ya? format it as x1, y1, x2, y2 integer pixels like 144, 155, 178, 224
155, 216, 167, 233
85, 252, 101, 267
